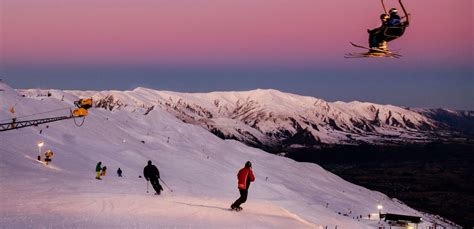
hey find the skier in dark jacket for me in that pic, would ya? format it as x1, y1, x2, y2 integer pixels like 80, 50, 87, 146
368, 14, 390, 48
117, 168, 123, 177
143, 160, 163, 195
101, 166, 107, 177
95, 162, 102, 180
387, 8, 401, 26
231, 161, 255, 211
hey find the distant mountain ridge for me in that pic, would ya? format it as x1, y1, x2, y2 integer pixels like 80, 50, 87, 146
412, 108, 474, 135
19, 87, 473, 151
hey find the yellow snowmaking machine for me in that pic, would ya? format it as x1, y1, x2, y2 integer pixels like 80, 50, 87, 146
72, 98, 93, 117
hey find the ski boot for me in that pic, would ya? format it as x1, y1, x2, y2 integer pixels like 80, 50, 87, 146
231, 204, 242, 212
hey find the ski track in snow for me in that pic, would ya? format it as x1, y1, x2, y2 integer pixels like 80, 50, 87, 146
1, 184, 318, 228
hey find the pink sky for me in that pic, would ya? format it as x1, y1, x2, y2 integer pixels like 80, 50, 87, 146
1, 0, 472, 67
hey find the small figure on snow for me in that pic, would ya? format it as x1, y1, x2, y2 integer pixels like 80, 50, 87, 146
101, 166, 107, 177
143, 160, 163, 195
95, 161, 102, 180
230, 161, 255, 211
117, 168, 123, 177
44, 150, 54, 165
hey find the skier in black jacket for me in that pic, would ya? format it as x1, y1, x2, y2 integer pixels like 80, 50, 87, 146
368, 14, 390, 48
143, 160, 163, 195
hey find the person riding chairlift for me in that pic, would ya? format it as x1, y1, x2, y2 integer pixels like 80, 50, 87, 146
368, 1, 410, 49
387, 8, 401, 26
368, 14, 390, 49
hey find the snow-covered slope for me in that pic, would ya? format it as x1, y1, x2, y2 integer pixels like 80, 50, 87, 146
47, 87, 443, 150
0, 82, 457, 228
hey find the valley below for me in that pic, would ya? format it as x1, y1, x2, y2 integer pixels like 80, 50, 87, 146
286, 142, 474, 228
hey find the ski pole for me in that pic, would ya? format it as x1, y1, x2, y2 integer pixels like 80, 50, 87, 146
146, 180, 149, 193
159, 178, 173, 192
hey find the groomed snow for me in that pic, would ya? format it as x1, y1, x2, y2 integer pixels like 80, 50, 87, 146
0, 82, 456, 228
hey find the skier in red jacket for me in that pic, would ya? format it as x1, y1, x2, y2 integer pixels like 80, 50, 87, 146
231, 161, 255, 211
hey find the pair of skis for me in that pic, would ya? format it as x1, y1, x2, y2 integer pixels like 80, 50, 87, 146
345, 42, 402, 59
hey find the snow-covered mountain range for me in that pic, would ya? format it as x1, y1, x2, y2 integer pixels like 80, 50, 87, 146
0, 81, 459, 228
25, 86, 468, 152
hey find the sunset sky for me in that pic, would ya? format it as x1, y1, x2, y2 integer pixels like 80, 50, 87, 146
1, 0, 473, 109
